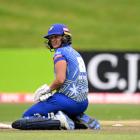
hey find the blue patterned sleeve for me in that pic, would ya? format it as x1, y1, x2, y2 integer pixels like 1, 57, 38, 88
53, 50, 66, 64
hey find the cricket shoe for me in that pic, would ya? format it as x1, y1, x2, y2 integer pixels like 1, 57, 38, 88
55, 111, 75, 130
76, 113, 101, 130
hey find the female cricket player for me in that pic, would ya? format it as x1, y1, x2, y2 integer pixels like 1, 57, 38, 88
15, 24, 100, 130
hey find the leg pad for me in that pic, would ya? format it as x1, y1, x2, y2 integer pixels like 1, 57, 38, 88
12, 117, 61, 130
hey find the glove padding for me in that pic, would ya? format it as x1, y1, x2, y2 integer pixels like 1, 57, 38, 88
34, 84, 52, 102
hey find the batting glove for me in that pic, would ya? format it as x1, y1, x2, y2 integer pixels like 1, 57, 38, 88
34, 84, 52, 102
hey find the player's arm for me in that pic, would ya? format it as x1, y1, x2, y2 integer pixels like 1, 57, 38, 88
34, 55, 67, 102
49, 60, 67, 91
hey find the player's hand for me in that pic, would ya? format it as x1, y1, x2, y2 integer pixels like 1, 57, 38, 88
34, 84, 51, 102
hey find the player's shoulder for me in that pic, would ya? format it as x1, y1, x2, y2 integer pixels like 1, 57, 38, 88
55, 47, 64, 53
53, 47, 65, 60
54, 49, 62, 56
55, 45, 71, 55
53, 47, 69, 63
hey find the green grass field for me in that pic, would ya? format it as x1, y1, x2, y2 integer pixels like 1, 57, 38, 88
0, 0, 140, 51
0, 104, 140, 140
0, 104, 140, 122
0, 0, 140, 139
0, 129, 140, 140
2, 50, 140, 139
0, 49, 54, 92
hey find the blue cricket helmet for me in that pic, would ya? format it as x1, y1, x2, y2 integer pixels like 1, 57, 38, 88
44, 24, 72, 51
44, 24, 71, 39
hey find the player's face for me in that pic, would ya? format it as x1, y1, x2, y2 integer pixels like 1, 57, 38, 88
50, 35, 62, 48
